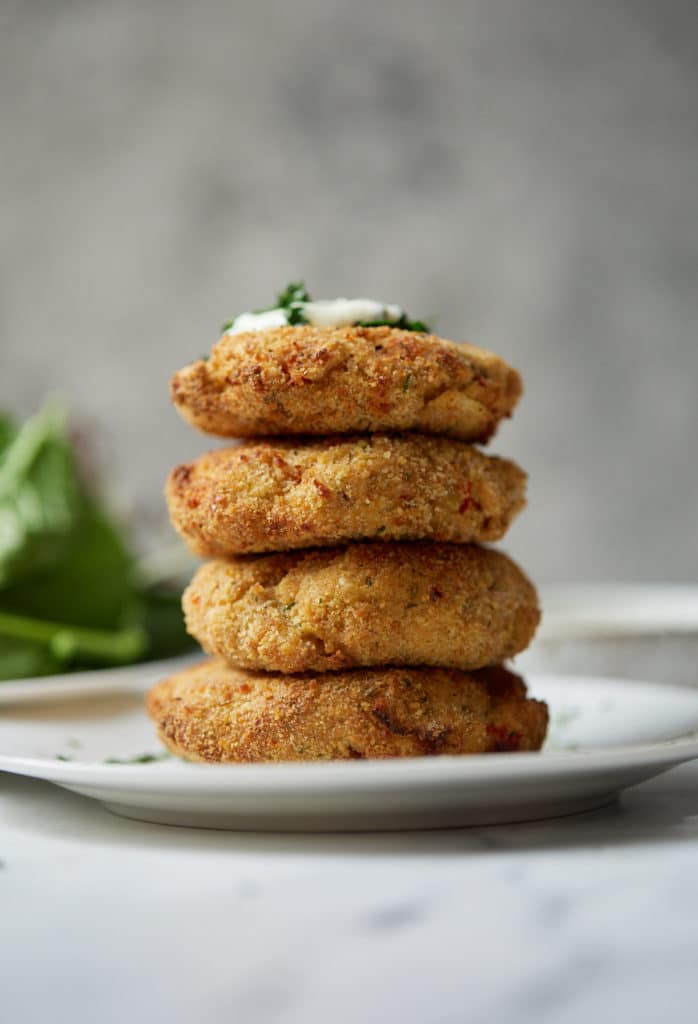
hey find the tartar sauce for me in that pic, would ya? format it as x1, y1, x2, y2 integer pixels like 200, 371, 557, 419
226, 297, 403, 335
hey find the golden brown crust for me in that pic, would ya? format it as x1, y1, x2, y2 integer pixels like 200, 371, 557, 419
166, 433, 526, 555
183, 543, 540, 673
170, 325, 521, 441
146, 659, 548, 762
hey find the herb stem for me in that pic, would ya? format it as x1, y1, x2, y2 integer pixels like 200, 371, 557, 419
0, 611, 147, 664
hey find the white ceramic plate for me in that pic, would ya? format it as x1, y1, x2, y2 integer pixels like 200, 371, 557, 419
1, 660, 698, 831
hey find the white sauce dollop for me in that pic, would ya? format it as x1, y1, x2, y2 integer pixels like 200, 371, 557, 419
228, 308, 289, 334
226, 297, 403, 335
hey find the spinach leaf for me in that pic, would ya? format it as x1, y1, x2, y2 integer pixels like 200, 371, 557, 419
1, 496, 136, 630
0, 405, 195, 679
0, 406, 82, 588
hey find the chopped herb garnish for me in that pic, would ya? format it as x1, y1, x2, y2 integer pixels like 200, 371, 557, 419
365, 576, 373, 587
286, 304, 308, 326
375, 525, 386, 535
282, 601, 296, 612
403, 373, 412, 392
55, 754, 72, 762
357, 314, 430, 333
279, 282, 309, 325
104, 751, 171, 764
220, 320, 234, 333
277, 282, 310, 307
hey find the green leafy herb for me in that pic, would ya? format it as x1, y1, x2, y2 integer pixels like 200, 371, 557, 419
282, 601, 296, 612
278, 282, 309, 325
357, 313, 430, 333
285, 305, 308, 325
403, 373, 412, 392
276, 282, 310, 308
0, 405, 196, 681
365, 576, 373, 587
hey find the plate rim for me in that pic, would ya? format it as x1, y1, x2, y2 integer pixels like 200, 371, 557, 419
0, 653, 197, 704
1, 741, 698, 791
2, 670, 698, 793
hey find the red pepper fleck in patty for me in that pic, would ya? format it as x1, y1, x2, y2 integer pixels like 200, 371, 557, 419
458, 482, 473, 514
313, 479, 332, 498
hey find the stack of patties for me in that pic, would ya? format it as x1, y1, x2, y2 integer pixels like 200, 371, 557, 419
147, 287, 548, 762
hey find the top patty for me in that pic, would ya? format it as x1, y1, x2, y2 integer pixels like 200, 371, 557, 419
170, 325, 522, 441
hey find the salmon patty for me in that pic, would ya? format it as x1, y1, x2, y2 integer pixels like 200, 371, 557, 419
171, 325, 521, 441
166, 433, 526, 555
146, 659, 548, 762
183, 543, 539, 673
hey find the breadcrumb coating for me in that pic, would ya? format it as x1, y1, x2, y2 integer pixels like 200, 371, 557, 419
183, 543, 539, 673
166, 433, 526, 555
170, 325, 521, 441
146, 659, 548, 762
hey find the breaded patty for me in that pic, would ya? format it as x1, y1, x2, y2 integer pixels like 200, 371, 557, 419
170, 325, 521, 441
183, 543, 540, 673
146, 659, 548, 762
166, 433, 526, 555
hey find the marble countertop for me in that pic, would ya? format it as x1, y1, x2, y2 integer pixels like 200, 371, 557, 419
2, 757, 698, 1023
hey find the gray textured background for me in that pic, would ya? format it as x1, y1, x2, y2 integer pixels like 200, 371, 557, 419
1, 0, 696, 582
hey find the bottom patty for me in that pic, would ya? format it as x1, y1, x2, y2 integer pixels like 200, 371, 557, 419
146, 659, 548, 762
